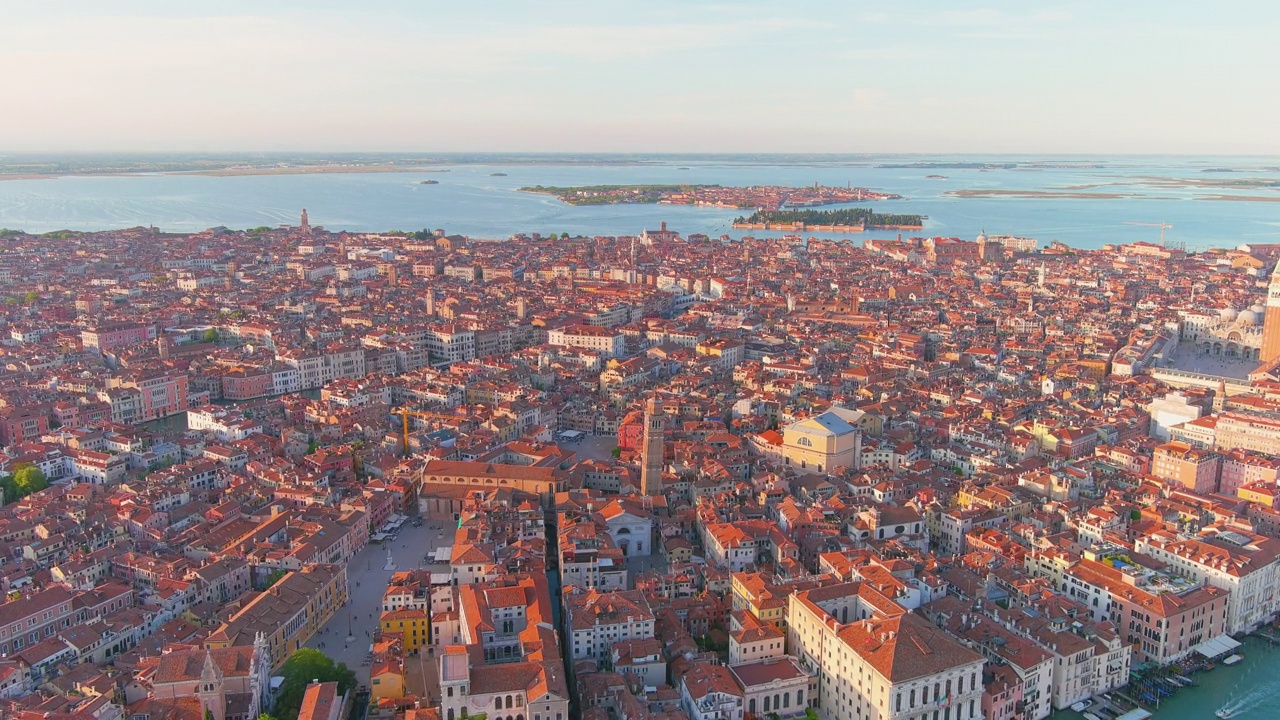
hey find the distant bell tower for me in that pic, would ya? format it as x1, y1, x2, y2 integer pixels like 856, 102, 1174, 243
300, 208, 311, 236
1263, 261, 1280, 365
640, 397, 665, 497
1214, 379, 1228, 412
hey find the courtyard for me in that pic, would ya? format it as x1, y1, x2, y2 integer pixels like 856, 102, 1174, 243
568, 432, 620, 462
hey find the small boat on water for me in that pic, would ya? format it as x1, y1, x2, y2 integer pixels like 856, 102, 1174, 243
1223, 654, 1243, 666
1082, 713, 1101, 720
1175, 674, 1195, 685
1216, 707, 1238, 719
1165, 676, 1186, 687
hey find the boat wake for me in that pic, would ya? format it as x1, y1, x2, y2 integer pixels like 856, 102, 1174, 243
1217, 680, 1280, 718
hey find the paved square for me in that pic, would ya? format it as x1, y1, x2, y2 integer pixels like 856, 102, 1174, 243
303, 515, 454, 683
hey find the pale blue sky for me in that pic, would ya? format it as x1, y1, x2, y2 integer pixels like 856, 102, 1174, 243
4, 1, 1278, 153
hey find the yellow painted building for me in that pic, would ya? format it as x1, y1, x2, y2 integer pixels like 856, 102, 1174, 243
780, 408, 862, 474
371, 658, 406, 701
731, 572, 789, 629
380, 608, 429, 652
1238, 481, 1278, 508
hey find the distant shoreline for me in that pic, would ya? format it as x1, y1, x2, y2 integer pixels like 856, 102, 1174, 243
0, 164, 447, 180
180, 164, 444, 177
0, 158, 670, 180
946, 189, 1135, 199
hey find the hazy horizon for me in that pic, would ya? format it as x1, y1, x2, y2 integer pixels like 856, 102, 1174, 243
7, 1, 1280, 155
3, 151, 1280, 160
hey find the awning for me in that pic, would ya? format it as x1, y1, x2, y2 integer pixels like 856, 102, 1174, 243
1193, 634, 1242, 658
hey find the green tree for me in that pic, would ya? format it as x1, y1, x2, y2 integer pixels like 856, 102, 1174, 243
560, 232, 569, 240
610, 446, 622, 459
22, 292, 38, 303
260, 568, 287, 590
273, 649, 357, 718
203, 328, 220, 343
9, 465, 47, 500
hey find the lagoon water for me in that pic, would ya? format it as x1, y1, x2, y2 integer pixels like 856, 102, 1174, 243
0, 155, 1278, 249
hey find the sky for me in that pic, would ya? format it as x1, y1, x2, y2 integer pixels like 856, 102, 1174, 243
4, 1, 1279, 154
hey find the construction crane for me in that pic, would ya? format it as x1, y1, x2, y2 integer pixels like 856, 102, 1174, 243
392, 408, 465, 457
1123, 221, 1174, 247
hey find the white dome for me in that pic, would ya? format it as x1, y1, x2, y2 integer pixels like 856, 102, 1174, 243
1218, 307, 1238, 321
1237, 310, 1258, 326
1250, 303, 1265, 314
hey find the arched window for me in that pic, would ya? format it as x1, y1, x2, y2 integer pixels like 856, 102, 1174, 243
797, 436, 812, 447
764, 696, 771, 712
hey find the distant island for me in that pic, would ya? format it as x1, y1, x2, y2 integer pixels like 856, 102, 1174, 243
733, 207, 924, 233
876, 161, 1104, 170
420, 179, 439, 185
877, 162, 1017, 170
519, 183, 902, 210
490, 172, 507, 176
519, 184, 715, 205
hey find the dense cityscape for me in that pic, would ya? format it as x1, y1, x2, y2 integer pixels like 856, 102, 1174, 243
0, 208, 1277, 720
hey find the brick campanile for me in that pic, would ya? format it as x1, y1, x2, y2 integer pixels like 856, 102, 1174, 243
1263, 262, 1280, 365
640, 396, 664, 496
